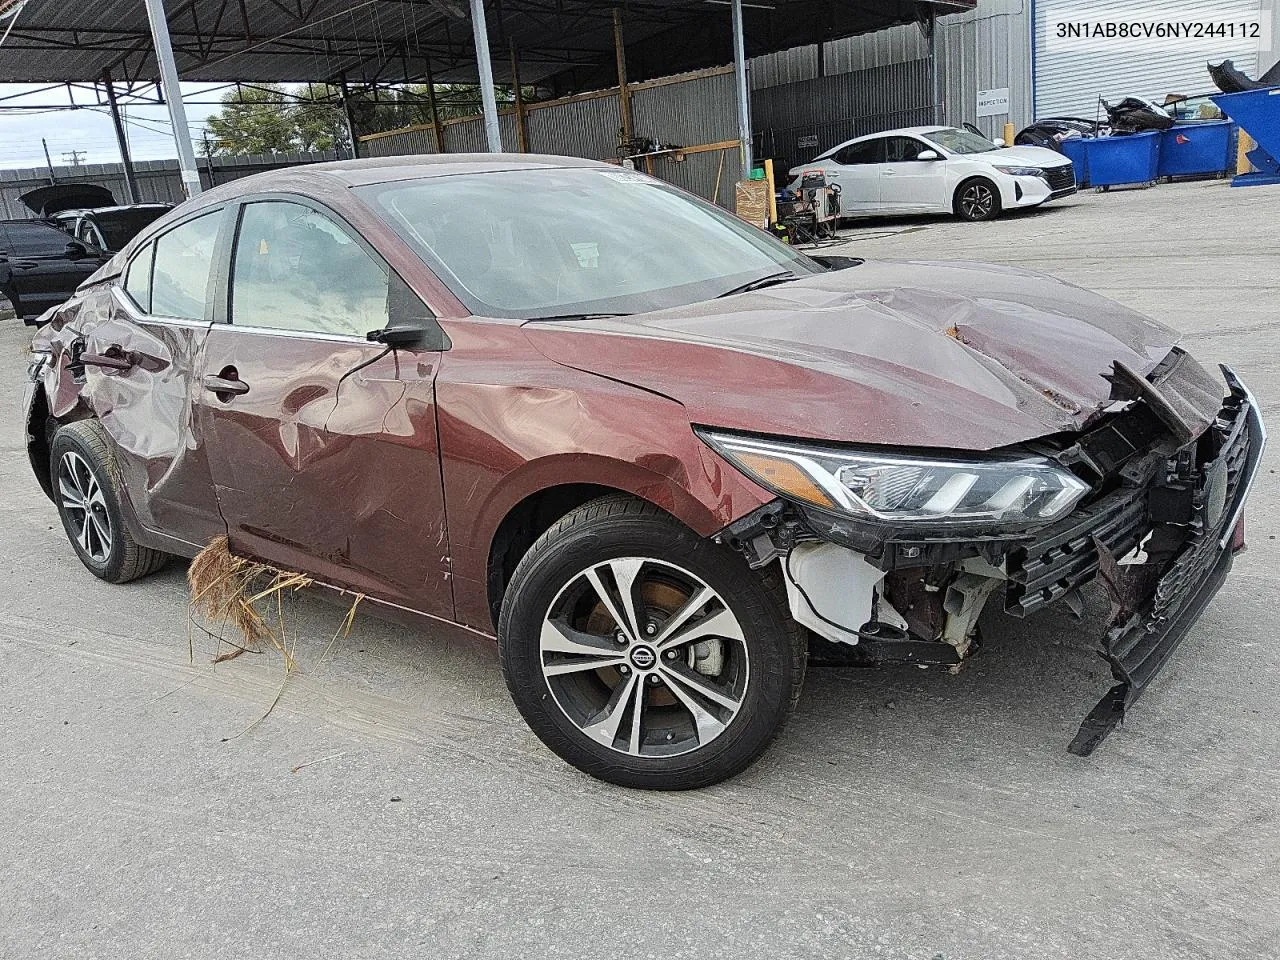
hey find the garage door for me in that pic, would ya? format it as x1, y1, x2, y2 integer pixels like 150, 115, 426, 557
1033, 0, 1266, 118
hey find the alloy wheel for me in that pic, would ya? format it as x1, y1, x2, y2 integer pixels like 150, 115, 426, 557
57, 450, 113, 563
539, 557, 750, 758
961, 182, 995, 219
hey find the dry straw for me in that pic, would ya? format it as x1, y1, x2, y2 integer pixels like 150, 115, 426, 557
187, 536, 363, 733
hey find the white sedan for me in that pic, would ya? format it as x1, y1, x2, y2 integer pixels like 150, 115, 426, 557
788, 126, 1077, 222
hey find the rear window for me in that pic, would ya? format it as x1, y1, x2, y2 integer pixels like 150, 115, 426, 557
834, 140, 882, 165
124, 243, 155, 312
1, 221, 74, 257
95, 208, 169, 250
151, 213, 221, 321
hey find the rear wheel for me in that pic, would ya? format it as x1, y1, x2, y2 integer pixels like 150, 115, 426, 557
1, 284, 20, 319
954, 177, 1002, 221
499, 495, 806, 789
50, 420, 169, 583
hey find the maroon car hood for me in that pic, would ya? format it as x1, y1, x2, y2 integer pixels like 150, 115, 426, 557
523, 260, 1190, 451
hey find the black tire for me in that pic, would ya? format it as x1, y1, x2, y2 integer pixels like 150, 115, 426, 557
499, 494, 806, 790
1, 283, 19, 319
50, 420, 169, 584
954, 177, 1003, 221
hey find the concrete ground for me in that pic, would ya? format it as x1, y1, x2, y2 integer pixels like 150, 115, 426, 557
2, 179, 1278, 960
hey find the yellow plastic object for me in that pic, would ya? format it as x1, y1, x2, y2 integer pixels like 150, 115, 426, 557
733, 451, 836, 510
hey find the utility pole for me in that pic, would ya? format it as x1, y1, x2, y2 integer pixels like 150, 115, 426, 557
202, 130, 218, 187
102, 69, 139, 203
42, 139, 57, 183
62, 150, 87, 168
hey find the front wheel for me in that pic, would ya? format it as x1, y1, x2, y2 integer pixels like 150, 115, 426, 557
954, 177, 1002, 221
498, 495, 806, 790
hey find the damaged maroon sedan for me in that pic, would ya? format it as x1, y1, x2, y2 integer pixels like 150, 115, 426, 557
22, 155, 1264, 789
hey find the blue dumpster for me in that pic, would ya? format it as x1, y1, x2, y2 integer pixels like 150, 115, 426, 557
1055, 132, 1161, 189
1058, 137, 1091, 187
1085, 131, 1162, 188
1158, 121, 1237, 179
1210, 88, 1280, 186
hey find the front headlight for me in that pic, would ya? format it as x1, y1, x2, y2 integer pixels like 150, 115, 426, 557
992, 165, 1046, 179
26, 352, 50, 382
699, 430, 1090, 528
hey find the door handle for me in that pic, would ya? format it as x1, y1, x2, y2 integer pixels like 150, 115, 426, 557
80, 352, 135, 371
204, 375, 250, 398
882, 170, 897, 176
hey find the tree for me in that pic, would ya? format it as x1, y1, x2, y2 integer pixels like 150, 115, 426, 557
204, 81, 538, 155
205, 84, 301, 155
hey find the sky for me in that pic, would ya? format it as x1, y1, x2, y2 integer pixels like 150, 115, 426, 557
0, 82, 227, 171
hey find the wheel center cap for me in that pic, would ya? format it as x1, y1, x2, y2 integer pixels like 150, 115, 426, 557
628, 644, 657, 670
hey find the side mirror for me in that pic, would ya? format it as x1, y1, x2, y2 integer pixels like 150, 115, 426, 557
992, 138, 1007, 148
916, 149, 942, 161
65, 241, 88, 261
368, 319, 433, 350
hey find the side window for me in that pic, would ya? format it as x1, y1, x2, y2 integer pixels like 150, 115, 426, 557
124, 243, 155, 313
884, 137, 926, 163
835, 140, 883, 166
151, 212, 221, 320
77, 220, 105, 249
230, 200, 390, 337
4, 222, 72, 257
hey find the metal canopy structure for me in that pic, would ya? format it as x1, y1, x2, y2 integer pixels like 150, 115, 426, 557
0, 0, 973, 198
0, 1, 973, 88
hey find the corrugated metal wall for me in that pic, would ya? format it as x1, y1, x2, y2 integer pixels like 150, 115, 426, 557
358, 69, 740, 205
632, 71, 739, 145
526, 93, 621, 159
362, 126, 438, 157
750, 23, 931, 88
753, 60, 935, 172
0, 151, 345, 219
936, 0, 1034, 137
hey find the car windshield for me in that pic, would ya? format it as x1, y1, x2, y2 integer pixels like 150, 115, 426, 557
93, 208, 170, 250
923, 128, 999, 155
355, 167, 819, 319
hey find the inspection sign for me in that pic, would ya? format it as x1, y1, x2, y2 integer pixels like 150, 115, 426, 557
977, 87, 1010, 117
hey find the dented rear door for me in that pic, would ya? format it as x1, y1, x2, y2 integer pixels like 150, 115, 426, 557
195, 197, 453, 618
66, 209, 228, 549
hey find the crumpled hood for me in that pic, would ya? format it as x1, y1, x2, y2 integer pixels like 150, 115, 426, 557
523, 260, 1197, 451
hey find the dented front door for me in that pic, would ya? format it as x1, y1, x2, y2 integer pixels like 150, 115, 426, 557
194, 197, 452, 618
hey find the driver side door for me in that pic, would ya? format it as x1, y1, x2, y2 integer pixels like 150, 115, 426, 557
878, 136, 949, 213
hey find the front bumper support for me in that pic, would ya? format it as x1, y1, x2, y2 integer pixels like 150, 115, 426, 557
1069, 366, 1264, 756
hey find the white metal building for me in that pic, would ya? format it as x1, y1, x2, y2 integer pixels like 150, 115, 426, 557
1031, 0, 1279, 119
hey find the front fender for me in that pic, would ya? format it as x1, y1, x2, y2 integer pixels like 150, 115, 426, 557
435, 327, 773, 630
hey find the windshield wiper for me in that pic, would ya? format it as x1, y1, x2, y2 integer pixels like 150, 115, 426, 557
525, 312, 632, 323
716, 272, 801, 298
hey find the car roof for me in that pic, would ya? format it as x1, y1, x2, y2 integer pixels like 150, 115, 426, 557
52, 204, 172, 217
207, 153, 611, 193
817, 126, 956, 156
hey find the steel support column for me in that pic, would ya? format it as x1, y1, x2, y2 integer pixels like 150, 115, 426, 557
730, 0, 753, 181
469, 0, 503, 152
339, 74, 361, 158
101, 70, 138, 204
142, 0, 202, 197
